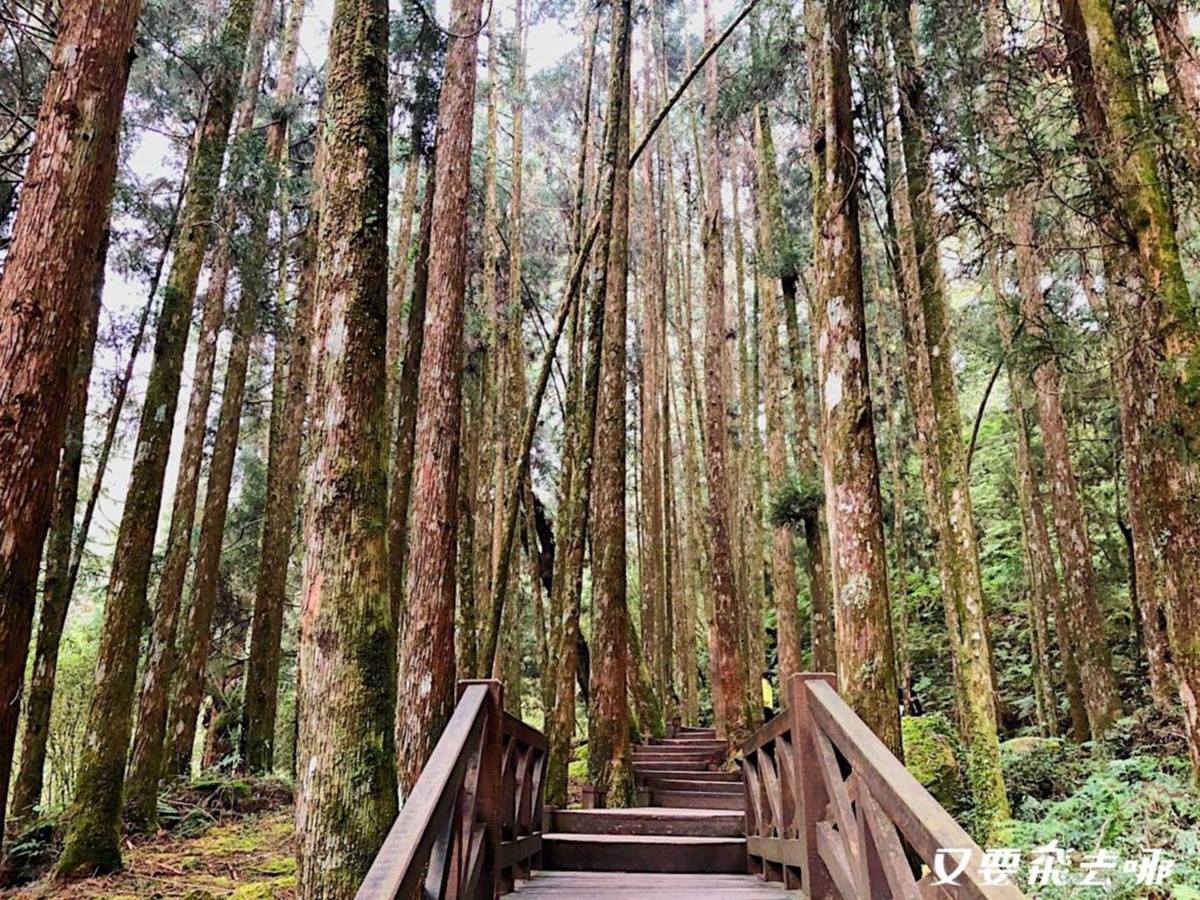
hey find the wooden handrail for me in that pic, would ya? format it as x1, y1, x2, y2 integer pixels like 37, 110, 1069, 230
742, 673, 1027, 899
357, 680, 547, 899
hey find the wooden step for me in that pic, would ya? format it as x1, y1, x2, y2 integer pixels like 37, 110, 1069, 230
541, 833, 748, 874
632, 760, 711, 773
551, 808, 744, 838
501, 871, 794, 898
646, 738, 727, 751
631, 751, 721, 763
652, 790, 745, 811
677, 726, 718, 737
637, 769, 742, 783
644, 778, 742, 794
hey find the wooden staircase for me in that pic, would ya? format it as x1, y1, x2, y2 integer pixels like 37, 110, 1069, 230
540, 725, 751, 876
357, 676, 1025, 898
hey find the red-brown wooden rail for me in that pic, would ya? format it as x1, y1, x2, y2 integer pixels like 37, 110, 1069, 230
743, 673, 1027, 899
357, 680, 547, 899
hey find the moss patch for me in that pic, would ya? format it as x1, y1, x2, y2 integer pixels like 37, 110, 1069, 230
902, 714, 966, 816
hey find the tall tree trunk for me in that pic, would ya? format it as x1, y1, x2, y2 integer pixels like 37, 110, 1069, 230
991, 268, 1062, 739
886, 0, 1009, 832
9, 234, 106, 828
387, 167, 436, 622
58, 0, 260, 874
241, 207, 317, 775
815, 0, 902, 758
237, 0, 315, 776
0, 0, 139, 845
394, 0, 483, 798
588, 0, 636, 807
700, 0, 754, 745
165, 0, 284, 778
752, 106, 802, 689
388, 151, 420, 437
1059, 0, 1200, 777
638, 49, 671, 710
293, 0, 396, 892
1151, 0, 1200, 146
1021, 270, 1124, 737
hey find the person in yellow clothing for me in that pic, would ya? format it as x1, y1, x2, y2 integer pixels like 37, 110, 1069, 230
761, 670, 775, 722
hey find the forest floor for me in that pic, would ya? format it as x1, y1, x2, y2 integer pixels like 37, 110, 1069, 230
9, 808, 295, 899
6, 780, 296, 899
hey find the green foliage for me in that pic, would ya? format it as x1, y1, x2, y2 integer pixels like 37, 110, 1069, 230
1005, 753, 1200, 897
1000, 737, 1088, 812
767, 473, 824, 530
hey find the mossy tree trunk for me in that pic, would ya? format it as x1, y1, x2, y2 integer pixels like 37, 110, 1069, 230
293, 0, 397, 892
394, 0, 484, 798
752, 106, 802, 689
58, 0, 259, 874
588, 0, 636, 807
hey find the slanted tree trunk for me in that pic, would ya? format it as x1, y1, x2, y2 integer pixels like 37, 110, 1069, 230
58, 0, 260, 874
0, 0, 139, 845
588, 0, 636, 806
815, 0, 902, 758
886, 0, 1008, 832
700, 0, 754, 745
293, 0, 397, 892
394, 0, 484, 798
1021, 269, 1124, 737
9, 234, 106, 828
1059, 0, 1200, 776
236, 0, 315, 776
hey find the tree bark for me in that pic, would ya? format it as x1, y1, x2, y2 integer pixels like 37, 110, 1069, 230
588, 0, 636, 806
752, 106, 802, 689
887, 0, 1009, 832
387, 167, 436, 622
236, 0, 316, 776
700, 0, 754, 745
394, 0, 483, 798
0, 0, 138, 845
293, 0, 396, 892
815, 0, 902, 758
58, 0, 259, 874
9, 234, 105, 828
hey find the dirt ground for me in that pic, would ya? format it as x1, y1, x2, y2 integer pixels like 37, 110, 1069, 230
8, 808, 296, 900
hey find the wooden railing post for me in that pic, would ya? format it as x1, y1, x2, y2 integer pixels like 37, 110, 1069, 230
458, 679, 504, 899
789, 672, 837, 900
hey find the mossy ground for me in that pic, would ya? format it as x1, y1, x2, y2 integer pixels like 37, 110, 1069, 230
10, 809, 296, 899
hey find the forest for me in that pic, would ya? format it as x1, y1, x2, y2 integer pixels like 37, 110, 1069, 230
0, 0, 1199, 894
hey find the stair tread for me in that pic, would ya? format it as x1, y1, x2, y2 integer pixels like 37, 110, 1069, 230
556, 807, 739, 819
544, 833, 744, 844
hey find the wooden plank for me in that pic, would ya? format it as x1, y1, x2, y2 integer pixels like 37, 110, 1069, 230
805, 681, 1025, 900
500, 871, 800, 898
816, 820, 861, 900
740, 711, 792, 756
503, 710, 548, 751
500, 834, 544, 868
854, 775, 921, 900
356, 686, 489, 900
746, 835, 807, 868
789, 673, 838, 900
